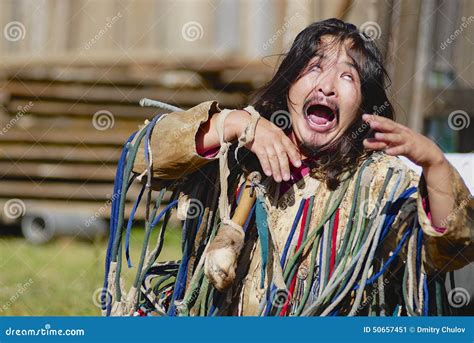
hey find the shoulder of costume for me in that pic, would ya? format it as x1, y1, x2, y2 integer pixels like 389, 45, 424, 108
366, 152, 419, 181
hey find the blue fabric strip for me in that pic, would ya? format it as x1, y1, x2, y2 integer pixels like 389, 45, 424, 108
280, 199, 306, 268
125, 182, 146, 268
256, 196, 269, 289
103, 131, 136, 315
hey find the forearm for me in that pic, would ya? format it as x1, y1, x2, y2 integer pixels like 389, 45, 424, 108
422, 157, 454, 227
196, 110, 251, 153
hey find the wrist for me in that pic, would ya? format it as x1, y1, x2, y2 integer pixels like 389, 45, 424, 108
422, 154, 450, 180
422, 149, 447, 170
225, 110, 252, 141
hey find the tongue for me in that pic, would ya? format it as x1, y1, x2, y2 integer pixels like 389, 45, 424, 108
309, 114, 329, 125
308, 108, 333, 125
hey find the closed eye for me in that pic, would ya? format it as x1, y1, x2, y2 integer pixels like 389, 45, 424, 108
342, 73, 353, 81
309, 63, 322, 72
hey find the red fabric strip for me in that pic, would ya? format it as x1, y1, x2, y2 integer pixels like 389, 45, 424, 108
329, 208, 340, 277
280, 197, 310, 316
422, 197, 447, 234
196, 146, 219, 158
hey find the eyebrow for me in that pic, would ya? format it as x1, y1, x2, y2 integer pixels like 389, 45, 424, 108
340, 60, 357, 69
310, 53, 356, 68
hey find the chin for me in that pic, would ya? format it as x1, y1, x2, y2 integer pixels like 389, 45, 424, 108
296, 118, 337, 149
292, 98, 342, 150
303, 137, 330, 149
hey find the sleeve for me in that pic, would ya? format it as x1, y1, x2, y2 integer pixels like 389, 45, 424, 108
132, 100, 222, 180
416, 161, 474, 272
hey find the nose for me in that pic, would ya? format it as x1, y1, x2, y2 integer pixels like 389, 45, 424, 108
317, 71, 337, 98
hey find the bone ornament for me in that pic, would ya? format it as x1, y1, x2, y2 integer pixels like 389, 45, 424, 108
204, 172, 261, 292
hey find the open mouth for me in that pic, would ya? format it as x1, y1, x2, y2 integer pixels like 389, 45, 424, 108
304, 103, 337, 132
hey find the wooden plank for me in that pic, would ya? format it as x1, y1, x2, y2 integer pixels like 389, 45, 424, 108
2, 82, 246, 108
0, 115, 142, 132
7, 99, 155, 119
0, 57, 265, 78
0, 161, 116, 181
0, 198, 166, 221
3, 66, 170, 86
0, 144, 120, 163
0, 128, 129, 146
0, 180, 140, 201
423, 88, 474, 118
220, 68, 273, 89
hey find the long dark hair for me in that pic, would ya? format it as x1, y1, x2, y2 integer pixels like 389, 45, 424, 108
250, 18, 393, 190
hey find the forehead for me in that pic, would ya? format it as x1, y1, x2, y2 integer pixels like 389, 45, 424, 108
315, 35, 356, 63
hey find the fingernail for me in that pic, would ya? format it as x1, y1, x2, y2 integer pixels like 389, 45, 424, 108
294, 160, 302, 168
283, 173, 290, 181
363, 114, 373, 120
265, 169, 271, 176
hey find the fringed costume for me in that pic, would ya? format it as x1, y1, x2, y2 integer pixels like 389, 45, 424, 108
103, 100, 473, 317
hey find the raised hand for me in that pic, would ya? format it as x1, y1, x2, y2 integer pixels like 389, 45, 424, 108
362, 114, 445, 168
243, 115, 302, 182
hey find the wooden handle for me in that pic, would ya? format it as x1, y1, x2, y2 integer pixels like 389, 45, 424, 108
231, 172, 261, 227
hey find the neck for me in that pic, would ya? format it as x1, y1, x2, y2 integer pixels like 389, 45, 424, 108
289, 130, 324, 163
289, 131, 309, 161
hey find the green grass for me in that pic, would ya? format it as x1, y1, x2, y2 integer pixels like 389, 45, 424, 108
0, 227, 181, 316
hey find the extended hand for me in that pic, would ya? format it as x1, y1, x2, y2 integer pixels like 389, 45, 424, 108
362, 114, 446, 168
244, 116, 302, 182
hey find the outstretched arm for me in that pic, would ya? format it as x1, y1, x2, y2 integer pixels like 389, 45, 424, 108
133, 102, 301, 182
362, 113, 454, 227
196, 109, 302, 182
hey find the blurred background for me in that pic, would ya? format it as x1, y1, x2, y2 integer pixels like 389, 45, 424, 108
0, 0, 472, 315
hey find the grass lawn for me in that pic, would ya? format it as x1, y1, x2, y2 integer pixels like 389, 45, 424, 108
0, 226, 182, 316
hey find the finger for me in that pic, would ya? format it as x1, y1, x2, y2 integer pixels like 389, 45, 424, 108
274, 143, 291, 181
362, 114, 400, 133
266, 148, 283, 182
374, 132, 404, 144
362, 113, 398, 125
281, 136, 302, 168
256, 150, 272, 177
363, 138, 388, 150
384, 145, 407, 156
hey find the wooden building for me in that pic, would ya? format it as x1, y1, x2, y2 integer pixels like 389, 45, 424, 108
0, 0, 472, 223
